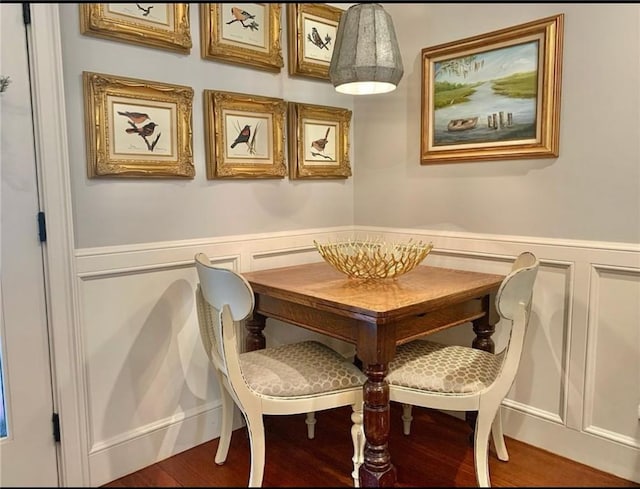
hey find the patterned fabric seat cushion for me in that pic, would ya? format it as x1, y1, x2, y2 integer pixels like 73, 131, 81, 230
240, 340, 367, 397
387, 340, 505, 394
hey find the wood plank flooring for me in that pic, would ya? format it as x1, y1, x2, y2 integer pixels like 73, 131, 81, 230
104, 403, 639, 487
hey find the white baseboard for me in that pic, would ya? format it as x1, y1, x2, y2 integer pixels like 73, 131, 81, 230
501, 405, 640, 483
88, 404, 244, 486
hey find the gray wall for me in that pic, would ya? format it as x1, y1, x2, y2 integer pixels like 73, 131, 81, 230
59, 4, 355, 248
354, 3, 640, 245
61, 3, 640, 249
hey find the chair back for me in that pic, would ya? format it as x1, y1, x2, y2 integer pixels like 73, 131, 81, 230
194, 253, 254, 380
496, 252, 538, 320
492, 252, 539, 394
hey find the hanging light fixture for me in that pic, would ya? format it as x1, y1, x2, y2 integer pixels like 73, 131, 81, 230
329, 3, 404, 95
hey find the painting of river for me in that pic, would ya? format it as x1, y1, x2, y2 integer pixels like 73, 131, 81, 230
421, 14, 563, 164
431, 40, 540, 147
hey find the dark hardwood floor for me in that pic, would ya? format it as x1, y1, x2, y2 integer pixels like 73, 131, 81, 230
104, 403, 639, 487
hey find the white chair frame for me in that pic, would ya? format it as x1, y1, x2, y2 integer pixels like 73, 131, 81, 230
194, 253, 366, 487
387, 252, 539, 487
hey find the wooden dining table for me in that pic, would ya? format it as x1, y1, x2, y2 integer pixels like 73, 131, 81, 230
242, 261, 505, 487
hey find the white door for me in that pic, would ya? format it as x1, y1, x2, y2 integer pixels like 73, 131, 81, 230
0, 3, 59, 486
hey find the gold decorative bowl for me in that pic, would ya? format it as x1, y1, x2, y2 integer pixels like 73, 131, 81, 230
314, 238, 434, 280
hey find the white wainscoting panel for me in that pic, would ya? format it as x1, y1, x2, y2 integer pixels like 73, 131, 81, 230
74, 226, 640, 484
584, 265, 640, 447
361, 226, 640, 483
75, 227, 354, 485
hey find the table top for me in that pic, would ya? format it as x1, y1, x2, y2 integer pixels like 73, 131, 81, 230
243, 261, 504, 321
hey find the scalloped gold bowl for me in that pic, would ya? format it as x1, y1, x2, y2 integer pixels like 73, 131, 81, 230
314, 238, 434, 280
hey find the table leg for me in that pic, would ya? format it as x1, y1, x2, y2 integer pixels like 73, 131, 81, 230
470, 294, 496, 354
359, 363, 397, 487
245, 313, 266, 351
353, 354, 363, 371
466, 294, 496, 438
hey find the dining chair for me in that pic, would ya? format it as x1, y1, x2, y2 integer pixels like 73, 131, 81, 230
194, 253, 367, 487
385, 251, 539, 487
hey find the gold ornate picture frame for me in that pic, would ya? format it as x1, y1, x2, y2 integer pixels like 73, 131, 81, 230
288, 102, 351, 179
287, 3, 343, 80
204, 90, 286, 179
200, 3, 284, 72
421, 14, 563, 164
83, 71, 194, 178
79, 3, 192, 53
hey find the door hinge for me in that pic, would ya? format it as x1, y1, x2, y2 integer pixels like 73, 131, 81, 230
22, 3, 31, 25
37, 211, 46, 242
52, 412, 61, 443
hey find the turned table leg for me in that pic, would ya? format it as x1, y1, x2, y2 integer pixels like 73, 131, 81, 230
466, 294, 497, 439
359, 363, 397, 487
245, 312, 266, 352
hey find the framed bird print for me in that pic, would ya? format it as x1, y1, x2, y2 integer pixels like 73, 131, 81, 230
83, 71, 194, 178
79, 4, 192, 53
421, 14, 563, 164
203, 90, 287, 179
287, 3, 343, 80
200, 3, 284, 72
288, 102, 351, 179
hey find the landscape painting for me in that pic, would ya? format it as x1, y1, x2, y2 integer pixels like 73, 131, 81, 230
432, 41, 539, 147
420, 14, 563, 164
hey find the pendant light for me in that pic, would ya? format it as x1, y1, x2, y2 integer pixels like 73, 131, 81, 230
329, 3, 404, 95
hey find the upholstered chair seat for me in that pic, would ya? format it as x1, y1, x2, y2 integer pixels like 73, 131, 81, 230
387, 341, 505, 394
386, 252, 539, 487
241, 340, 366, 398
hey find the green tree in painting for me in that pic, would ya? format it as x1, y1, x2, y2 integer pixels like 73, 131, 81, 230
433, 56, 486, 108
435, 56, 484, 80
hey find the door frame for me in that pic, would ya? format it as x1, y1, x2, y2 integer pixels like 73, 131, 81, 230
28, 4, 88, 485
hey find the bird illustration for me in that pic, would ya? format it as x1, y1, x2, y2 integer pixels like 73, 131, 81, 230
118, 111, 150, 125
136, 3, 153, 17
230, 124, 251, 149
136, 4, 153, 17
126, 121, 157, 138
309, 27, 329, 50
226, 7, 259, 30
311, 127, 331, 153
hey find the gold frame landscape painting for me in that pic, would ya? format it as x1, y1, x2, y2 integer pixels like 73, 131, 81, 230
420, 14, 563, 164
